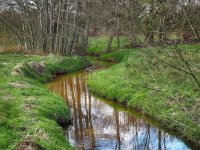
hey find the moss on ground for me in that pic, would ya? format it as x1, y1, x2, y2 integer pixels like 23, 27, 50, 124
88, 44, 200, 144
0, 53, 91, 149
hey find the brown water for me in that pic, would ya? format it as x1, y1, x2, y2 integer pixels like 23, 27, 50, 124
46, 70, 198, 150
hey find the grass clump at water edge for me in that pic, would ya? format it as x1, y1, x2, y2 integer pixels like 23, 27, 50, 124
0, 53, 91, 149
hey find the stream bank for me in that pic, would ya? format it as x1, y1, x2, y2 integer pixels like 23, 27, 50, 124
47, 64, 199, 150
0, 53, 90, 149
88, 48, 200, 146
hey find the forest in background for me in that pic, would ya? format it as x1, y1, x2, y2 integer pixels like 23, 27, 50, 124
0, 0, 200, 54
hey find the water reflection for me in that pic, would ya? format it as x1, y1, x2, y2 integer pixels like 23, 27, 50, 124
47, 71, 196, 150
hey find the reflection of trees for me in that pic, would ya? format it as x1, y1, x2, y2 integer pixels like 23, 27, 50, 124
63, 76, 67, 103
88, 94, 95, 149
68, 77, 79, 143
76, 76, 84, 147
47, 73, 185, 150
114, 111, 121, 150
144, 124, 151, 150
158, 129, 162, 150
67, 74, 96, 149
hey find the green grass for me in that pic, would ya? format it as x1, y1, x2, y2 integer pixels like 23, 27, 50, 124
87, 34, 185, 55
88, 44, 200, 144
87, 36, 129, 54
0, 53, 91, 149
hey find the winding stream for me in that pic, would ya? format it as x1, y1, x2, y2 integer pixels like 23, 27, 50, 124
46, 68, 199, 150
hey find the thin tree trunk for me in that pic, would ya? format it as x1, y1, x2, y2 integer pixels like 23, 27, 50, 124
107, 30, 114, 52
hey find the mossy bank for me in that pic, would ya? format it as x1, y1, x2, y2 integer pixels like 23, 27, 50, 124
88, 44, 200, 145
0, 53, 90, 149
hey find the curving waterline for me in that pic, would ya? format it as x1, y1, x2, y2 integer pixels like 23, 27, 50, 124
46, 68, 199, 150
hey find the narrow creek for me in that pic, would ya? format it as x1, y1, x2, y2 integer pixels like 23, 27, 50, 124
46, 67, 198, 150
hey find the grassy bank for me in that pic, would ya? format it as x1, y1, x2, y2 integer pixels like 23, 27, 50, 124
0, 53, 90, 149
88, 45, 200, 144
87, 36, 129, 55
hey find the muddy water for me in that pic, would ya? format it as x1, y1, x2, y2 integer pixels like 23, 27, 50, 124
46, 70, 198, 150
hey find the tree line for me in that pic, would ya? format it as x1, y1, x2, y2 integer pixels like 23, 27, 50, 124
0, 0, 200, 54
